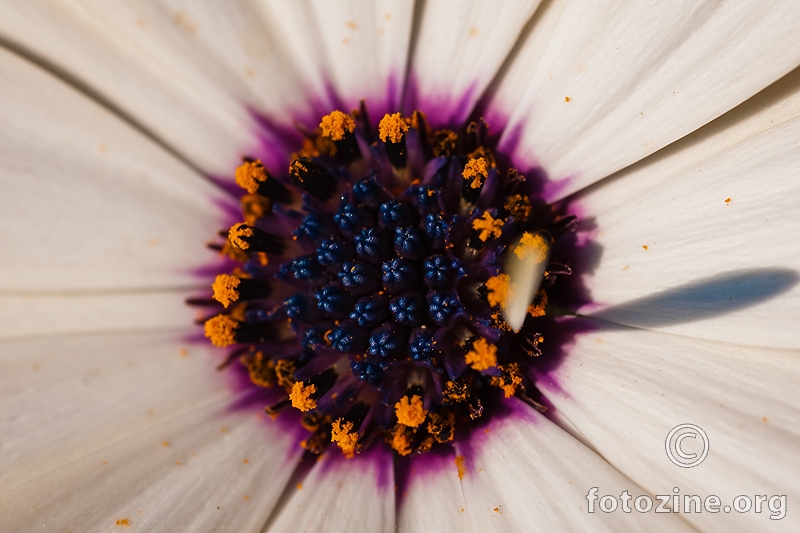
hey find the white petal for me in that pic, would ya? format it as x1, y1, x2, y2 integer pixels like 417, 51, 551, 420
538, 322, 800, 532
0, 1, 314, 174
0, 46, 232, 292
266, 448, 395, 533
578, 66, 800, 213
0, 289, 201, 340
577, 115, 800, 349
482, 0, 568, 128
0, 329, 237, 493
397, 451, 471, 533
454, 400, 692, 532
307, 0, 413, 115
494, 1, 800, 201
407, 0, 542, 126
1, 395, 300, 533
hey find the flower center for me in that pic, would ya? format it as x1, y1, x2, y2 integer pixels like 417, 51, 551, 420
197, 106, 577, 458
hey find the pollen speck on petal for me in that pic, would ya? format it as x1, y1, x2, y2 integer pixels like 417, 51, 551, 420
455, 455, 466, 479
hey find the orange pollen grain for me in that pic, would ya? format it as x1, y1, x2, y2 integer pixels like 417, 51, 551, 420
465, 338, 497, 371
235, 160, 268, 194
394, 395, 428, 427
228, 223, 253, 250
471, 212, 504, 242
241, 351, 276, 388
203, 314, 239, 348
378, 113, 409, 143
319, 111, 355, 141
455, 455, 466, 479
485, 274, 511, 308
462, 157, 488, 182
290, 382, 317, 412
331, 419, 359, 458
212, 274, 241, 308
514, 232, 548, 262
115, 519, 131, 527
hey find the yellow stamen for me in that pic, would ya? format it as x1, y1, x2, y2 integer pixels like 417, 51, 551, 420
514, 232, 548, 262
228, 223, 253, 250
319, 110, 355, 141
241, 351, 276, 387
465, 337, 497, 371
431, 129, 458, 157
427, 410, 455, 443
300, 411, 328, 432
468, 146, 496, 168
504, 194, 531, 222
471, 212, 504, 242
409, 110, 430, 136
290, 382, 317, 412
241, 194, 271, 226
442, 380, 469, 404
275, 359, 297, 389
300, 429, 330, 455
378, 113, 409, 143
462, 157, 488, 189
491, 363, 523, 398
490, 310, 512, 332
212, 274, 241, 308
235, 160, 268, 194
527, 290, 548, 317
389, 424, 412, 456
331, 419, 359, 458
204, 314, 239, 348
485, 274, 510, 308
394, 395, 428, 427
292, 137, 321, 160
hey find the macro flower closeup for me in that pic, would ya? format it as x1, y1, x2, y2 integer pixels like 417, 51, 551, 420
2, 1, 800, 532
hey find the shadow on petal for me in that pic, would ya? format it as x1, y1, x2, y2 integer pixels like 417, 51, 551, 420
588, 268, 799, 327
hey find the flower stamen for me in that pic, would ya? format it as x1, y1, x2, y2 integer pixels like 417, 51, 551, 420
465, 337, 497, 371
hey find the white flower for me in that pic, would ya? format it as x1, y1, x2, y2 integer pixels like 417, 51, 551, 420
1, 1, 799, 532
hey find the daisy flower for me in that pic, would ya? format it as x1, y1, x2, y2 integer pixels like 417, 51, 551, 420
1, 1, 799, 532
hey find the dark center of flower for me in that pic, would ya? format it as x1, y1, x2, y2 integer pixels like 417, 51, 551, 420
195, 105, 578, 458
